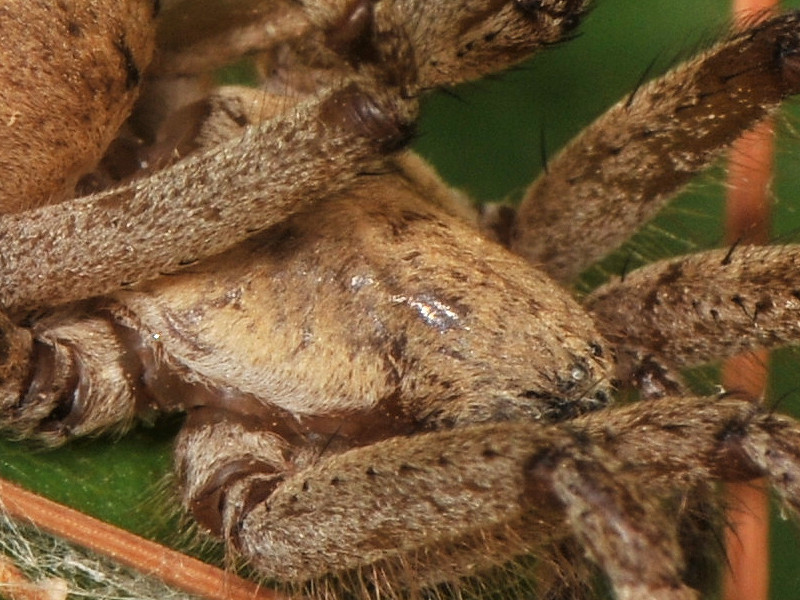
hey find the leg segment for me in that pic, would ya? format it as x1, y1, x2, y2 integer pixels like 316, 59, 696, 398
180, 415, 695, 598
155, 0, 314, 77
0, 308, 139, 445
0, 81, 416, 312
174, 409, 291, 541
177, 395, 800, 598
510, 12, 800, 282
585, 245, 800, 396
575, 395, 800, 516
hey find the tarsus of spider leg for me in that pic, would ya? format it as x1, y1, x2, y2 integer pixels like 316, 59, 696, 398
722, 2, 777, 599
0, 478, 283, 600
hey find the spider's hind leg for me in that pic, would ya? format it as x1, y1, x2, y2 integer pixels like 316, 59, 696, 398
177, 412, 698, 600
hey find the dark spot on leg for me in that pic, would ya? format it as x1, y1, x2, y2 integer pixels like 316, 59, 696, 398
398, 463, 420, 475
514, 0, 587, 32
114, 35, 141, 90
731, 294, 752, 319
714, 418, 765, 481
482, 447, 500, 459
656, 262, 684, 287
0, 327, 9, 366
754, 297, 773, 320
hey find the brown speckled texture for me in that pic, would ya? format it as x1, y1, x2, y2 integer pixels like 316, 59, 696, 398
2, 2, 800, 599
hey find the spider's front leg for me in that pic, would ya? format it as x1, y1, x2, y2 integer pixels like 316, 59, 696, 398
507, 11, 800, 282
586, 244, 800, 396
0, 80, 417, 312
575, 394, 800, 543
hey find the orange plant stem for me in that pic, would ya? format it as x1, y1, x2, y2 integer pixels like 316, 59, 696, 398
722, 1, 776, 597
0, 478, 285, 600
722, 352, 770, 600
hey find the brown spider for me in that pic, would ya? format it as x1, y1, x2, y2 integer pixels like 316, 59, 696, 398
2, 1, 800, 598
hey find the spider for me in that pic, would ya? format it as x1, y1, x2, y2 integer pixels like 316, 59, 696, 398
2, 1, 800, 599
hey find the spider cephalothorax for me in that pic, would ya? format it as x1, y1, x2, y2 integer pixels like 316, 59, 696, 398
2, 1, 800, 599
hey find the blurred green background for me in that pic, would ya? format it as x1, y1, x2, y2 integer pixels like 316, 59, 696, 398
3, 0, 800, 598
